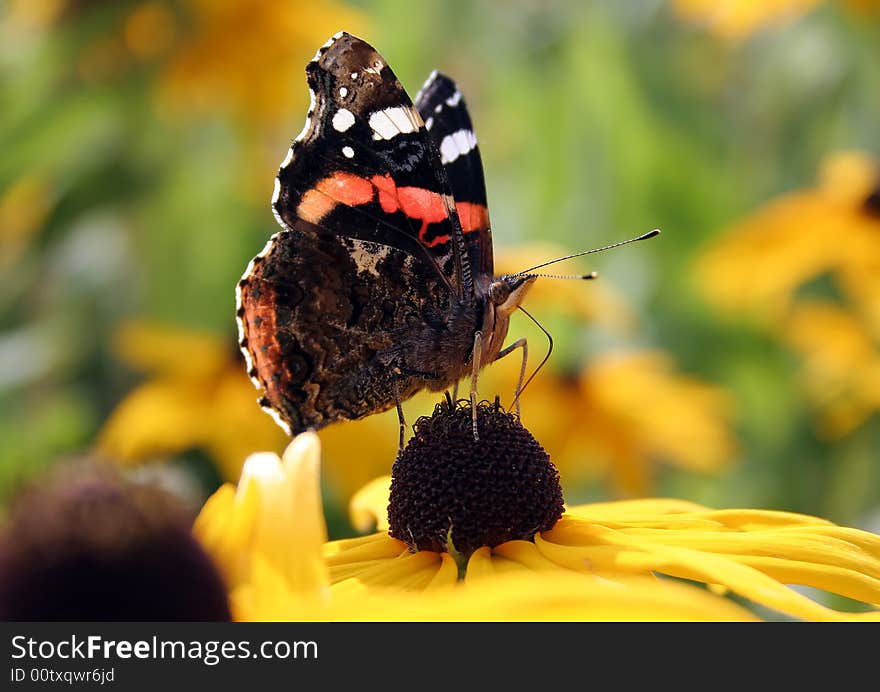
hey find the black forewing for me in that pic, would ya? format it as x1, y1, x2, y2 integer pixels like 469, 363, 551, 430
272, 32, 473, 298
414, 71, 493, 279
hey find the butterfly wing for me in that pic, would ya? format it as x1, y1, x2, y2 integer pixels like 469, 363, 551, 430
415, 71, 493, 280
273, 32, 474, 297
237, 33, 481, 434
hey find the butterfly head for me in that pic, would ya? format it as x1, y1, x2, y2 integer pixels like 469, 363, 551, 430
488, 275, 537, 318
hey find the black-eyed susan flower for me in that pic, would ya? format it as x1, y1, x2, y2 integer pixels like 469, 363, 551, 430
332, 400, 880, 621
694, 151, 880, 436
696, 151, 880, 321
195, 404, 880, 621
194, 427, 757, 621
0, 461, 230, 621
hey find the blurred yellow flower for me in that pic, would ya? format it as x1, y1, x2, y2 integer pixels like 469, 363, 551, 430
694, 151, 880, 435
347, 475, 880, 622
578, 351, 736, 494
672, 0, 880, 40
0, 174, 55, 272
673, 0, 822, 41
96, 320, 288, 480
779, 301, 880, 436
195, 433, 757, 621
695, 152, 880, 321
3, 0, 67, 32
157, 0, 365, 126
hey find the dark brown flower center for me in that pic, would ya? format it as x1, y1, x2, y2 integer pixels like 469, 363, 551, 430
387, 397, 564, 559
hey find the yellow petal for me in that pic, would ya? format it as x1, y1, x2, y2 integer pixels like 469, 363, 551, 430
349, 475, 392, 533
324, 533, 409, 566
275, 433, 329, 596
536, 522, 880, 621
95, 377, 212, 463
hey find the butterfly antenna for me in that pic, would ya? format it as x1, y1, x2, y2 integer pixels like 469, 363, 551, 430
527, 271, 598, 281
511, 305, 553, 409
513, 229, 660, 277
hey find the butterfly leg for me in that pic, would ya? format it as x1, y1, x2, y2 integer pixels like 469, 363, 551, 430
470, 330, 483, 441
395, 397, 406, 452
391, 374, 406, 452
493, 338, 528, 419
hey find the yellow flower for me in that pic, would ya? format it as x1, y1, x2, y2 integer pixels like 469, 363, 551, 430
673, 0, 820, 41
778, 300, 880, 436
157, 0, 365, 127
694, 151, 880, 435
0, 174, 55, 272
347, 401, 880, 621
347, 477, 880, 623
671, 0, 880, 41
195, 431, 757, 621
695, 152, 880, 320
96, 320, 288, 480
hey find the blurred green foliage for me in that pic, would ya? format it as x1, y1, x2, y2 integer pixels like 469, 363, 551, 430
2, 0, 880, 534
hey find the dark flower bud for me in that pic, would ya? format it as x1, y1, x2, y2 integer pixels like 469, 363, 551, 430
0, 463, 231, 621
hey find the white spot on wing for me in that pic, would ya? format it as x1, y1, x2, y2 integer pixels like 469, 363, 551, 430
439, 128, 477, 164
425, 116, 434, 131
351, 72, 358, 79
387, 105, 421, 132
342, 146, 354, 158
368, 106, 421, 140
339, 86, 348, 98
445, 90, 462, 107
332, 108, 356, 132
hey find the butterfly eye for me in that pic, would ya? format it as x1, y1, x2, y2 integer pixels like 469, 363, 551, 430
487, 280, 511, 306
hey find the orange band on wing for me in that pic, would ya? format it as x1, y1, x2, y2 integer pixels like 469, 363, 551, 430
455, 201, 489, 234
295, 172, 484, 251
398, 186, 448, 226
297, 172, 375, 223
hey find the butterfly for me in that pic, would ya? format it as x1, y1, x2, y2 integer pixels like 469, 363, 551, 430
236, 32, 538, 438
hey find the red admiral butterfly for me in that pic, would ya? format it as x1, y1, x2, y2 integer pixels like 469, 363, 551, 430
236, 32, 656, 439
